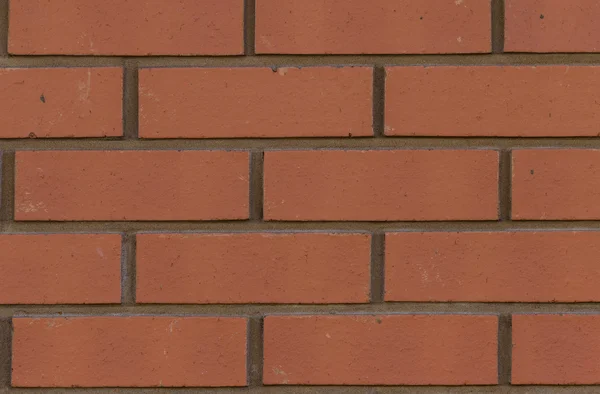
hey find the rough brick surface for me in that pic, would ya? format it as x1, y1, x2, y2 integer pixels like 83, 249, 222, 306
137, 233, 371, 304
0, 234, 121, 304
385, 66, 600, 137
512, 314, 600, 384
14, 150, 249, 221
256, 0, 491, 54
139, 67, 373, 138
4, 0, 600, 390
8, 0, 244, 55
385, 231, 600, 302
264, 150, 499, 221
506, 0, 600, 52
512, 149, 600, 220
0, 68, 122, 138
11, 317, 248, 387
263, 315, 498, 385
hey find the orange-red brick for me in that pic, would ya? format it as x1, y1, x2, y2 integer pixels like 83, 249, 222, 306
263, 315, 498, 385
386, 232, 600, 302
512, 314, 600, 384
136, 233, 371, 304
8, 0, 244, 55
256, 0, 491, 54
139, 67, 372, 138
385, 66, 600, 137
506, 0, 600, 52
11, 317, 248, 387
0, 234, 120, 304
264, 150, 499, 221
512, 149, 600, 220
0, 68, 122, 138
14, 150, 249, 221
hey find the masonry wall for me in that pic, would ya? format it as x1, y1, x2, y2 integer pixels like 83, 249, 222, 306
1, 0, 600, 392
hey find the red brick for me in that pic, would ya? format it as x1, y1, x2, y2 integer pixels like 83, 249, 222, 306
512, 314, 600, 384
14, 150, 249, 221
0, 68, 122, 138
263, 315, 498, 385
11, 316, 247, 387
386, 231, 600, 302
385, 66, 600, 137
512, 149, 600, 220
8, 0, 243, 55
264, 150, 498, 221
136, 233, 371, 304
256, 0, 491, 54
0, 234, 120, 304
139, 67, 372, 138
506, 0, 600, 52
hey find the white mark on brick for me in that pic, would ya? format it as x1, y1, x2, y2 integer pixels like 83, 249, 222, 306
272, 367, 289, 384
46, 320, 63, 328
17, 201, 47, 213
168, 319, 180, 333
260, 35, 274, 49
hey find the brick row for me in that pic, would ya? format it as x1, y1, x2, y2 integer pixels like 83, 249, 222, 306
9, 148, 600, 221
12, 313, 600, 386
4, 231, 600, 304
2, 66, 600, 138
10, 0, 600, 55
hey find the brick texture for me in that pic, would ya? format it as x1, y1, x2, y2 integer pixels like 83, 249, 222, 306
2, 0, 600, 391
0, 234, 121, 304
136, 233, 371, 304
263, 314, 498, 385
8, 0, 244, 55
11, 317, 248, 387
385, 231, 600, 302
139, 67, 373, 138
385, 66, 600, 137
14, 150, 249, 221
512, 149, 600, 220
264, 150, 499, 221
0, 68, 122, 138
256, 0, 491, 54
512, 314, 600, 384
505, 0, 600, 53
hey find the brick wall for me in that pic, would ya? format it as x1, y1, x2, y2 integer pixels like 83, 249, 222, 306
1, 0, 600, 392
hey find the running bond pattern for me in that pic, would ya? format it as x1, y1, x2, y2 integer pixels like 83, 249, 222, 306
2, 0, 600, 392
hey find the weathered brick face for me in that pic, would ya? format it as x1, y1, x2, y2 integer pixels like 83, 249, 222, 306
0, 0, 598, 391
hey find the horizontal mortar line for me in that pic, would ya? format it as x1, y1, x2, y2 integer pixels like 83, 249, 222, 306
7, 221, 600, 233
5, 303, 600, 318
4, 53, 600, 67
4, 138, 600, 150
0, 387, 595, 394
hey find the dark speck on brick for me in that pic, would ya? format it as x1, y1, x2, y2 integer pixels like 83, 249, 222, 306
40, 94, 46, 103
